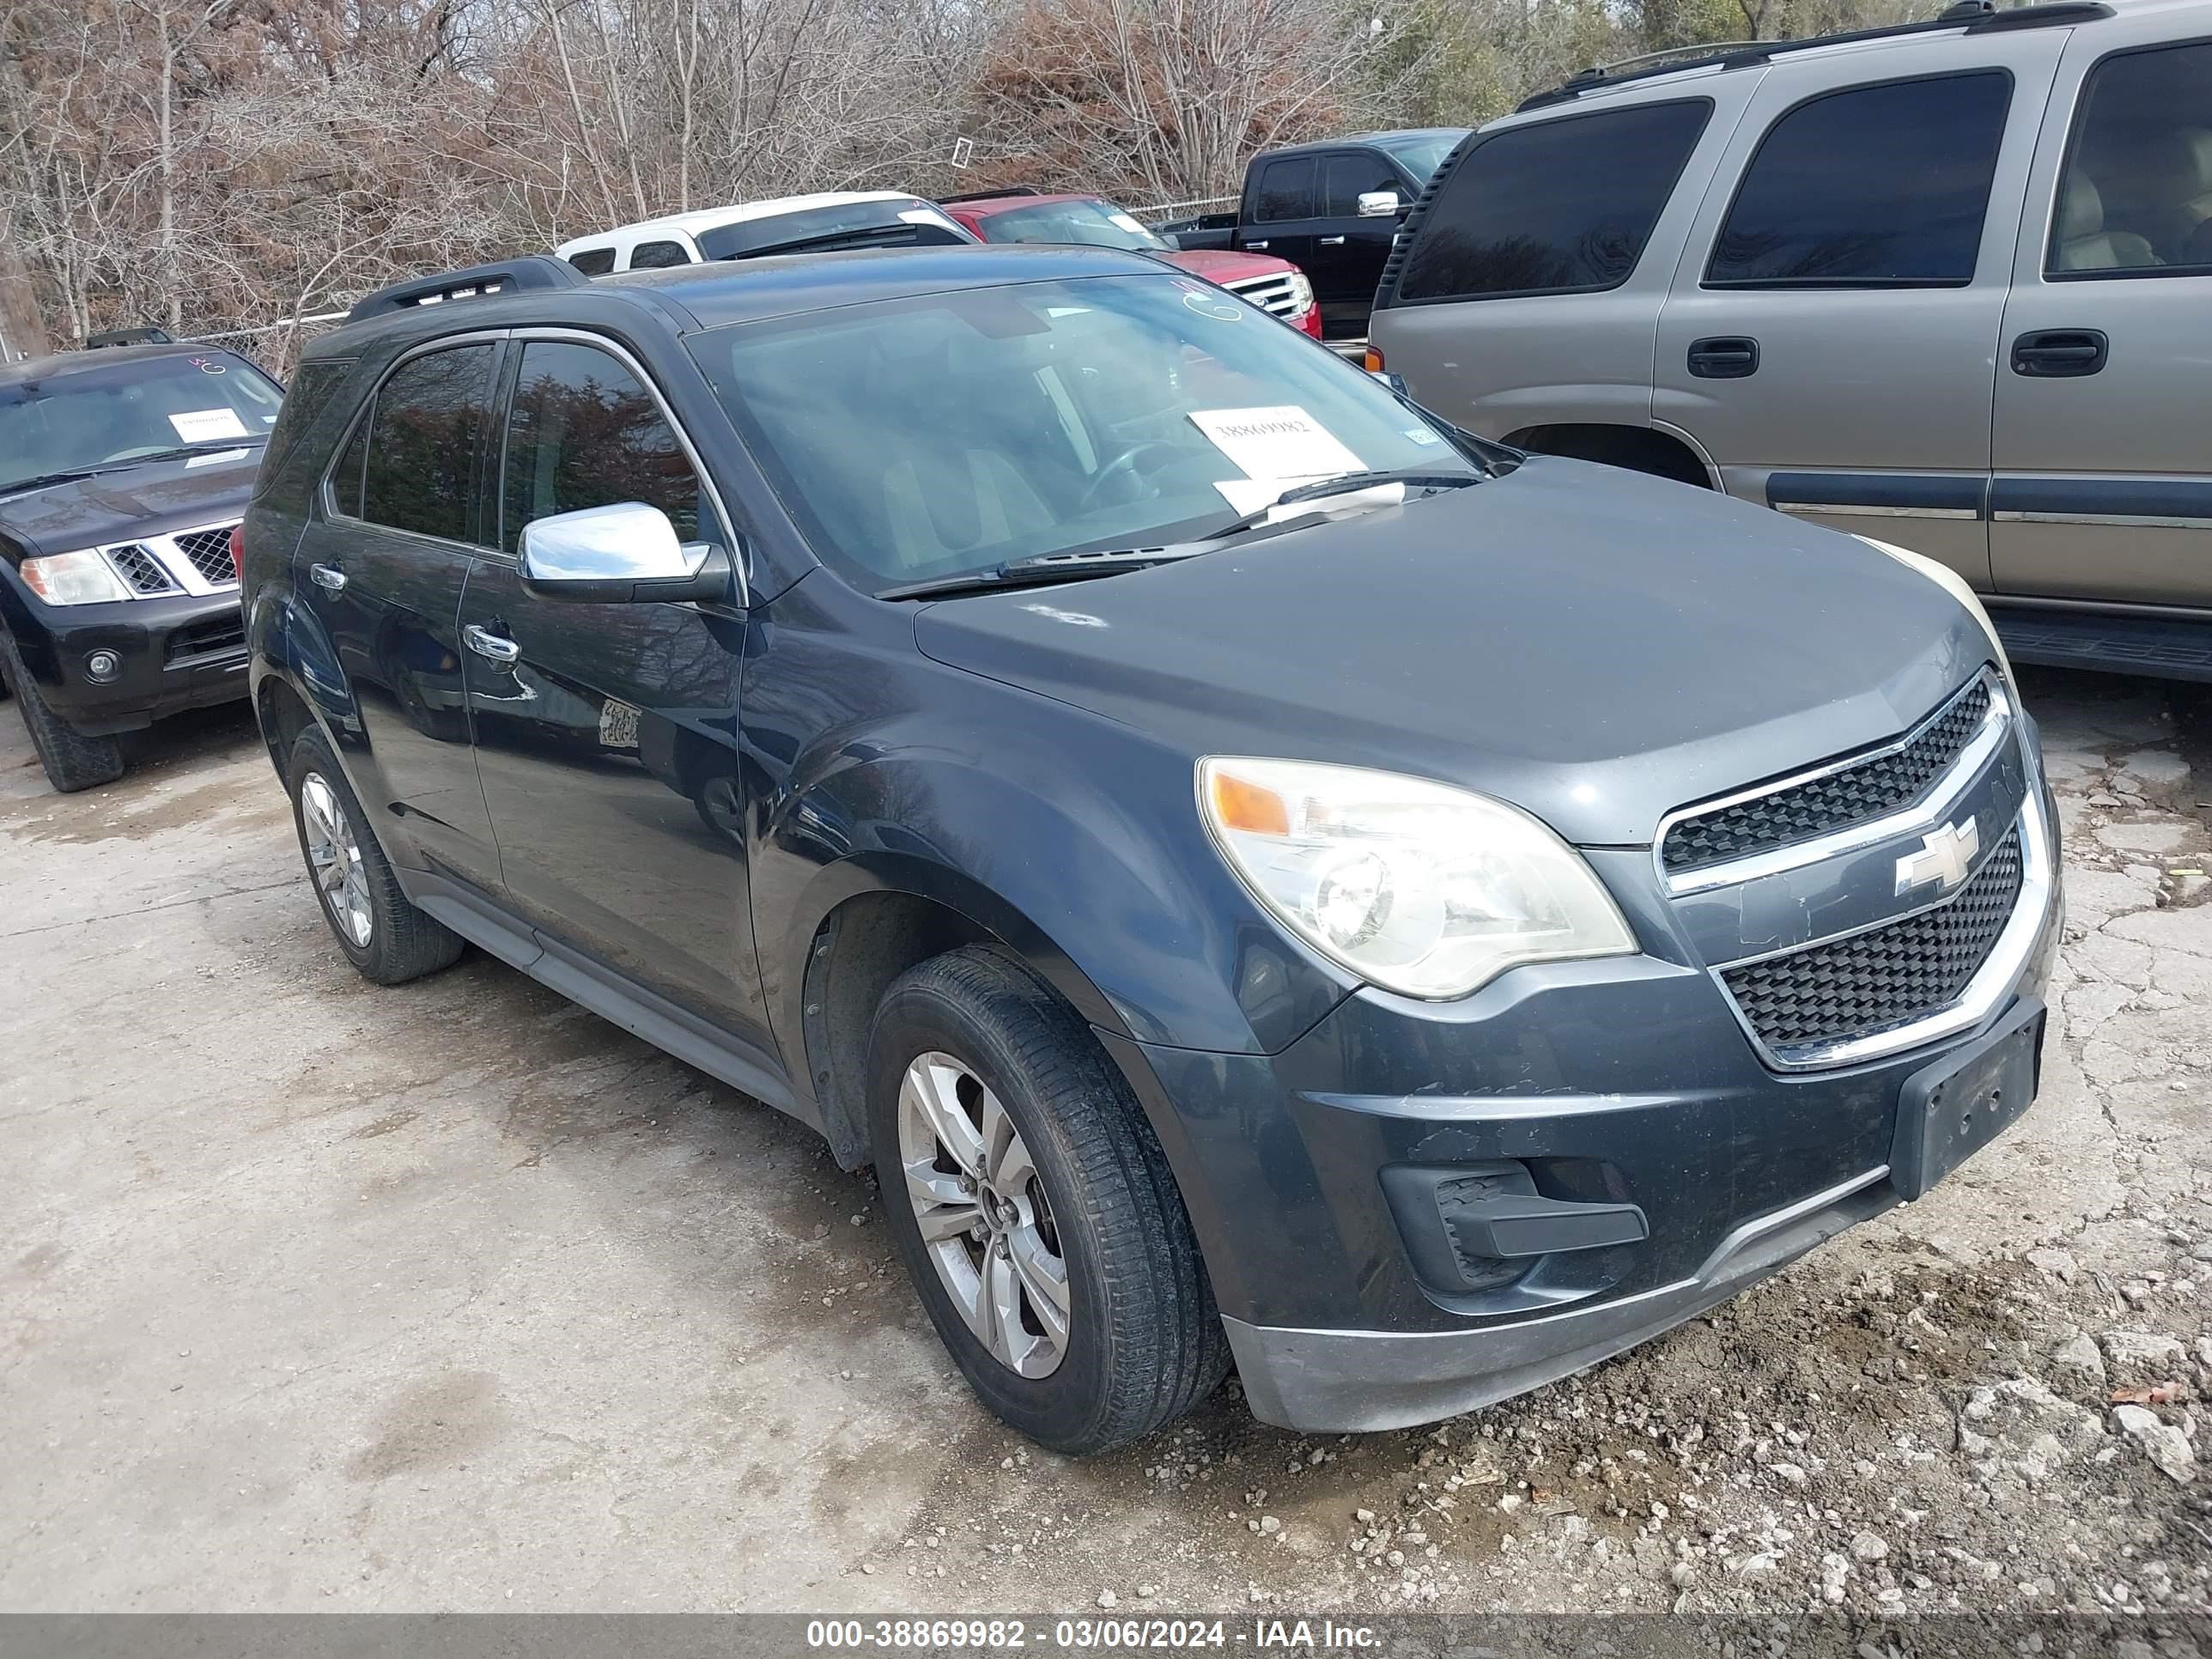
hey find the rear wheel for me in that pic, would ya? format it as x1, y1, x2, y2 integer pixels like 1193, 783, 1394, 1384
868, 945, 1230, 1453
284, 727, 464, 984
0, 630, 125, 793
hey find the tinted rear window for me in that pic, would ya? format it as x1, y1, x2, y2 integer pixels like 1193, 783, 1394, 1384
565, 248, 617, 276
1707, 72, 2011, 287
1396, 100, 1711, 302
1253, 157, 1316, 222
356, 343, 496, 542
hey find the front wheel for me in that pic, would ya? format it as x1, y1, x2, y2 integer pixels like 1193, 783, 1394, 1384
0, 630, 124, 793
868, 945, 1230, 1453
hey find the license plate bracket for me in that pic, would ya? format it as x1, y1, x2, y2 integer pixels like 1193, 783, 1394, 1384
1889, 998, 2045, 1200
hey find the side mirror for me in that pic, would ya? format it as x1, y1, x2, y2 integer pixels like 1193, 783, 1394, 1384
1356, 191, 1401, 219
519, 501, 733, 605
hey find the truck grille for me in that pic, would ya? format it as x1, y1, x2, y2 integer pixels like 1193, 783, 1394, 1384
106, 543, 180, 596
171, 525, 240, 586
1223, 272, 1304, 321
1662, 677, 1992, 876
1720, 824, 2023, 1057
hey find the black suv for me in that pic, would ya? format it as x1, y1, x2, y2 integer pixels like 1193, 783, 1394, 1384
1, 343, 286, 790
244, 250, 2062, 1452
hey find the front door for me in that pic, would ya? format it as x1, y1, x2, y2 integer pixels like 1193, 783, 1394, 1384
1237, 155, 1318, 283
1654, 37, 2069, 590
459, 333, 769, 1045
1991, 30, 2212, 605
293, 338, 503, 890
1303, 149, 1407, 323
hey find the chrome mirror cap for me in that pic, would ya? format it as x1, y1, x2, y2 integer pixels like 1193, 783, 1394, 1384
519, 502, 732, 605
1356, 191, 1401, 218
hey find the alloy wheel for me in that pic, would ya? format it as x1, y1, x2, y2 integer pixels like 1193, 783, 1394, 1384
896, 1050, 1071, 1378
301, 771, 374, 949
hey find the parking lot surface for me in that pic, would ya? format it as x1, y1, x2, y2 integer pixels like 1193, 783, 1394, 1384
3, 669, 2209, 1616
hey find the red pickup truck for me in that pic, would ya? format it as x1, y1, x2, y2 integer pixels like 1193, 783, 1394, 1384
939, 191, 1322, 338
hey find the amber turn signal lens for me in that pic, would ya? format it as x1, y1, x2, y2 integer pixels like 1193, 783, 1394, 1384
1208, 770, 1290, 836
1361, 346, 1385, 373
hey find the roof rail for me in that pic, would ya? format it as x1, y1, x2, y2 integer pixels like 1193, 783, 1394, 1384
1516, 0, 2112, 111
86, 325, 175, 349
345, 256, 587, 322
937, 185, 1045, 204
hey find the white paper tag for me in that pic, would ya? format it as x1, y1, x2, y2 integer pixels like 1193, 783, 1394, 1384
1189, 407, 1362, 484
1109, 212, 1149, 234
185, 447, 250, 468
1214, 478, 1405, 518
169, 408, 250, 443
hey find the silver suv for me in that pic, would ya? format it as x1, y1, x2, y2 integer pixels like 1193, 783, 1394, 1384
1369, 0, 2212, 681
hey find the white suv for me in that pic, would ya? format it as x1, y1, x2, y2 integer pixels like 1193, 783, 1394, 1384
556, 192, 976, 274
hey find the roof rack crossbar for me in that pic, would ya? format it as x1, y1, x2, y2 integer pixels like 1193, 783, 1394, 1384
1516, 0, 2112, 111
346, 256, 587, 322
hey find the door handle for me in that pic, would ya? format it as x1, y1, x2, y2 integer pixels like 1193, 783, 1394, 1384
2011, 328, 2107, 377
1244, 240, 1269, 250
1319, 235, 1346, 246
463, 623, 520, 665
1687, 336, 1759, 379
308, 562, 346, 593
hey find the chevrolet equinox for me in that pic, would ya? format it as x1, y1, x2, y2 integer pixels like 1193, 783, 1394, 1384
241, 248, 2063, 1452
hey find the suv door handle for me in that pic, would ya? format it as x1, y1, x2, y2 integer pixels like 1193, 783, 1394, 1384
308, 562, 346, 593
1244, 240, 1270, 250
1687, 336, 1759, 379
463, 623, 520, 665
2011, 328, 2108, 377
1318, 235, 1346, 246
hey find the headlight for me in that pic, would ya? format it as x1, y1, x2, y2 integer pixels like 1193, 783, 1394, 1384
1854, 536, 2015, 685
19, 550, 130, 605
1286, 271, 1316, 313
1197, 757, 1637, 999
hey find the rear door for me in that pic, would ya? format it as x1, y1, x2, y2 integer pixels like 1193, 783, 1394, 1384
1237, 155, 1319, 277
1991, 27, 2212, 605
459, 331, 770, 1045
293, 337, 503, 892
1653, 38, 2069, 588
1303, 149, 1409, 325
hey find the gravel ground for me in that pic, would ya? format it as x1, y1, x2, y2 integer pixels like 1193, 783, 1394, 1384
2, 665, 2208, 1619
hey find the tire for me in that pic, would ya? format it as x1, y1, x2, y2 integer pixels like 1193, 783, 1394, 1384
0, 630, 125, 793
284, 727, 465, 985
868, 945, 1230, 1453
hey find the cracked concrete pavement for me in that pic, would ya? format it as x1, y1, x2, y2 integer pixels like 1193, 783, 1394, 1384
2, 667, 2208, 1616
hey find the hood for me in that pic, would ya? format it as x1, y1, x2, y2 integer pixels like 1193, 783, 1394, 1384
913, 458, 1991, 847
1164, 249, 1299, 285
0, 449, 262, 562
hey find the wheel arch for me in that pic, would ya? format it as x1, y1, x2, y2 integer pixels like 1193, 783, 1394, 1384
1500, 421, 1717, 489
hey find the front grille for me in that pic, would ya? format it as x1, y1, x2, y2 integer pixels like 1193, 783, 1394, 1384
1662, 678, 1992, 875
106, 543, 179, 595
1223, 273, 1302, 319
165, 612, 246, 665
1721, 825, 2023, 1056
171, 524, 240, 586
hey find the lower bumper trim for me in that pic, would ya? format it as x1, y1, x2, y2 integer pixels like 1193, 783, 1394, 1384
1224, 1166, 1894, 1433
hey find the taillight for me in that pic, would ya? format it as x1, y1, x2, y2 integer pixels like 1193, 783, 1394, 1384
1362, 345, 1385, 373
228, 524, 246, 582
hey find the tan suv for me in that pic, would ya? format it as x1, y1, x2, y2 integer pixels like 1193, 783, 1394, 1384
1369, 0, 2212, 681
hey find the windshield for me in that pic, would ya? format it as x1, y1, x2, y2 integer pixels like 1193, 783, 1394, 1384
0, 351, 283, 493
690, 273, 1472, 595
976, 199, 1170, 252
1378, 133, 1464, 180
696, 201, 972, 260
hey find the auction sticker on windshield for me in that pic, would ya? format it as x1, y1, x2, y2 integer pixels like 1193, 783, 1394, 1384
1189, 406, 1362, 482
169, 408, 251, 443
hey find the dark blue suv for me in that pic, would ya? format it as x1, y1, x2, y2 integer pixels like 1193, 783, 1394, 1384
241, 248, 2063, 1452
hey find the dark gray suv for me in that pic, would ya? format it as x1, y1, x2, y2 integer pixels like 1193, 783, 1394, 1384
243, 247, 2063, 1451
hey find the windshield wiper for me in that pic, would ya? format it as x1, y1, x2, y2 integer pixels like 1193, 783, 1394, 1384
107, 441, 264, 468
878, 546, 1202, 601
1205, 468, 1486, 542
0, 468, 103, 498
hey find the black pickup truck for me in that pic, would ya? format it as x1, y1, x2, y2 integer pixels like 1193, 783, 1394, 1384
1156, 128, 1467, 338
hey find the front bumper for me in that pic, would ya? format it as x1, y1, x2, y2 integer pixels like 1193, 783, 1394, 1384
1103, 771, 2065, 1435
2, 580, 249, 735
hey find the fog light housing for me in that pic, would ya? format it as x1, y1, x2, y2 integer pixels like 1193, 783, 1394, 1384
84, 649, 122, 684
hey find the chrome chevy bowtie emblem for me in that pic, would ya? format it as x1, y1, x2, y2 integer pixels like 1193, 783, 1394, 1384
1896, 816, 1980, 896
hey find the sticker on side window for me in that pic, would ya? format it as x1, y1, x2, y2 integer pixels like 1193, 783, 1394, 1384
169, 408, 251, 443
1189, 406, 1363, 483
